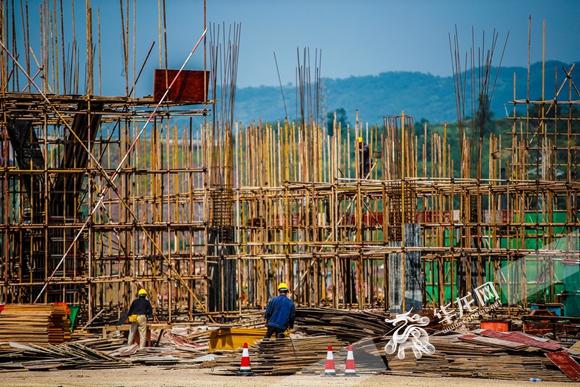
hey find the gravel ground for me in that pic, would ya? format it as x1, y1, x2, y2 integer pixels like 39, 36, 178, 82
0, 367, 571, 387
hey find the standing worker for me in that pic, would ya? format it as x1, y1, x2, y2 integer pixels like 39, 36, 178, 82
127, 288, 153, 348
357, 137, 370, 178
264, 282, 295, 339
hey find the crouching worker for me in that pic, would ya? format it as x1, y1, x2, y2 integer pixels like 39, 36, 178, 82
127, 288, 153, 348
264, 282, 295, 339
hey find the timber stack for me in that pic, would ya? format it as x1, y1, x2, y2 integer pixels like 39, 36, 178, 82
0, 304, 70, 344
294, 308, 392, 342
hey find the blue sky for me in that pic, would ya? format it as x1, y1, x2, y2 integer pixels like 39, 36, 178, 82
15, 0, 580, 94
213, 0, 580, 85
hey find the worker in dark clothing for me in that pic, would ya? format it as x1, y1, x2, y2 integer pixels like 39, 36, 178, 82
127, 288, 153, 348
264, 282, 295, 339
357, 137, 370, 178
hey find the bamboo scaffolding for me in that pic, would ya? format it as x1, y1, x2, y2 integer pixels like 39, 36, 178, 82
0, 2, 577, 323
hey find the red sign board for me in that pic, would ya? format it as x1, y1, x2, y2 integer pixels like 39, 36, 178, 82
153, 69, 209, 104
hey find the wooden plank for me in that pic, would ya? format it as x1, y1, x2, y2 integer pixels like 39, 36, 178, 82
545, 351, 580, 382
458, 334, 527, 350
480, 330, 561, 351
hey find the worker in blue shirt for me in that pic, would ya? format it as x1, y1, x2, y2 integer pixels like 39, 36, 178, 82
264, 282, 295, 339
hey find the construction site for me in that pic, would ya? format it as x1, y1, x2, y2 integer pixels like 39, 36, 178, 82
0, 0, 578, 385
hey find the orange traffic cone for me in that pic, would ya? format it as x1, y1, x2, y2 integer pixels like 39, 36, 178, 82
324, 345, 337, 376
344, 344, 358, 377
237, 342, 253, 376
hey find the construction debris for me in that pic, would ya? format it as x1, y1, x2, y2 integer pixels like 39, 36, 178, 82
0, 304, 577, 383
0, 342, 128, 371
357, 331, 576, 382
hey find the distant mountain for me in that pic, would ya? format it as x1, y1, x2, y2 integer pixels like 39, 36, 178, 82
234, 61, 579, 124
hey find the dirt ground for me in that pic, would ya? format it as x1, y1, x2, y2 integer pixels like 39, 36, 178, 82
0, 367, 571, 387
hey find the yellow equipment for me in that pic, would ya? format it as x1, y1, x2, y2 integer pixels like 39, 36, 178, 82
128, 314, 138, 323
209, 327, 267, 352
277, 282, 288, 291
138, 288, 147, 296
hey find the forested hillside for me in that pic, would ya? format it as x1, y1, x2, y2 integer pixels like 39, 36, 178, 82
234, 61, 579, 124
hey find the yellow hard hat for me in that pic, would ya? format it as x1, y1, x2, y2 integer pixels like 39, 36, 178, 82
357, 137, 364, 143
277, 282, 289, 291
138, 288, 147, 296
